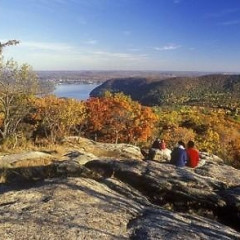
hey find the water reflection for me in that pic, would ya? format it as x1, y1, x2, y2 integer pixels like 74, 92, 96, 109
53, 83, 100, 100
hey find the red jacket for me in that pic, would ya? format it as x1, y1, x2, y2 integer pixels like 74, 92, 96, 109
186, 148, 199, 168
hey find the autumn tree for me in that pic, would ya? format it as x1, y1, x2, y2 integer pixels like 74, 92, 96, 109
161, 127, 196, 149
85, 92, 157, 144
0, 60, 40, 143
0, 40, 42, 144
31, 95, 86, 143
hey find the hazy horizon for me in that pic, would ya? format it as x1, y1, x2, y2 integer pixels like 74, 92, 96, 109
1, 0, 240, 72
35, 69, 240, 73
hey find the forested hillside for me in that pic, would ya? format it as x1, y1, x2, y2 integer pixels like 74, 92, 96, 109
90, 74, 240, 111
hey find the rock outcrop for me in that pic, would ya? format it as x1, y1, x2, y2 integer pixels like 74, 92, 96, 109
0, 151, 55, 168
0, 140, 240, 239
85, 159, 240, 225
63, 136, 143, 160
1, 173, 240, 239
141, 148, 172, 162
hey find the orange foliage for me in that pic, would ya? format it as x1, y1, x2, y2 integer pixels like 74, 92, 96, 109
85, 92, 157, 143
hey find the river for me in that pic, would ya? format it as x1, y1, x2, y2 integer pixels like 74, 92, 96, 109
53, 83, 101, 100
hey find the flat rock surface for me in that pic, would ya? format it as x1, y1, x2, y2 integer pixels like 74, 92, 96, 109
129, 208, 240, 240
1, 176, 240, 240
0, 178, 142, 240
0, 151, 55, 168
64, 137, 143, 160
86, 159, 240, 231
194, 161, 240, 186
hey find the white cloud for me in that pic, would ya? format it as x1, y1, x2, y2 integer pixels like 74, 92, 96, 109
3, 44, 149, 70
218, 20, 240, 26
92, 50, 147, 61
41, 51, 147, 70
85, 39, 98, 45
154, 44, 181, 51
206, 9, 240, 18
128, 48, 141, 52
21, 41, 73, 51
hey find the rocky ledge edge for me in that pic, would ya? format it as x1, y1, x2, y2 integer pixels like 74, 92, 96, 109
0, 141, 240, 239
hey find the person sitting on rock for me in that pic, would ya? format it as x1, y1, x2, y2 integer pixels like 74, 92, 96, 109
186, 140, 199, 168
148, 138, 161, 160
151, 138, 161, 149
160, 139, 166, 150
170, 140, 187, 167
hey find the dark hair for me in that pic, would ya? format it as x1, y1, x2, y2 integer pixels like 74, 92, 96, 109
187, 140, 194, 148
178, 140, 185, 148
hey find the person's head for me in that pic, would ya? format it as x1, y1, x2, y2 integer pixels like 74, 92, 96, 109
178, 140, 185, 148
187, 140, 195, 148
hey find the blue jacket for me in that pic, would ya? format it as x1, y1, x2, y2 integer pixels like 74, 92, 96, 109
170, 147, 187, 167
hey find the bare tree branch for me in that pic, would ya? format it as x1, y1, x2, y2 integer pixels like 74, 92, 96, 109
0, 40, 20, 54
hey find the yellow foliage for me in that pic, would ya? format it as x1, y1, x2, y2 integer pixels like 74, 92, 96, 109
31, 95, 86, 142
161, 127, 196, 149
196, 129, 220, 153
154, 106, 240, 167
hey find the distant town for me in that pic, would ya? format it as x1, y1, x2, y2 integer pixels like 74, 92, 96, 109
36, 70, 212, 85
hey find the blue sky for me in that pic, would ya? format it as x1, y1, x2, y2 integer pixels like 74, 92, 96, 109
1, 0, 240, 72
